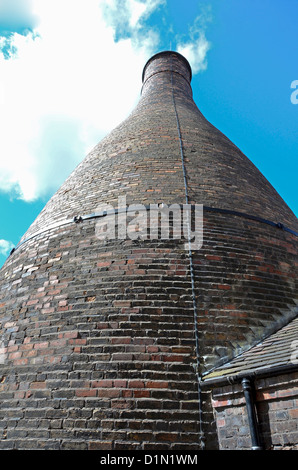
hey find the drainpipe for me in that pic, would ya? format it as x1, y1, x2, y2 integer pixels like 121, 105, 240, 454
241, 377, 262, 450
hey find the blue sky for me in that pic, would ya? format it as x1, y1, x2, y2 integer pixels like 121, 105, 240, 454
0, 0, 297, 267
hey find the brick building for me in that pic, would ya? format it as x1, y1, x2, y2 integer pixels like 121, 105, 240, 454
0, 51, 297, 450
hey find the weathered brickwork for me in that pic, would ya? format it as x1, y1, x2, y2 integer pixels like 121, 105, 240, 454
0, 223, 202, 450
195, 211, 298, 370
21, 52, 298, 240
212, 372, 298, 450
0, 51, 297, 450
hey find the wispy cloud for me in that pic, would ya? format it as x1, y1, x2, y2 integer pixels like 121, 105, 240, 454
177, 7, 212, 74
177, 32, 210, 74
102, 0, 165, 34
0, 239, 14, 257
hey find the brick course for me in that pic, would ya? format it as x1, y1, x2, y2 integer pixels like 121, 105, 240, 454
212, 372, 298, 450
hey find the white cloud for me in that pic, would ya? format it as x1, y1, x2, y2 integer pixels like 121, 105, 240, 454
177, 9, 212, 74
0, 0, 161, 201
0, 239, 14, 256
101, 0, 165, 34
177, 32, 210, 74
0, 0, 211, 203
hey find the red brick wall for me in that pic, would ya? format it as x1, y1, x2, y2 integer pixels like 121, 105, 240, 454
0, 221, 203, 450
211, 371, 298, 450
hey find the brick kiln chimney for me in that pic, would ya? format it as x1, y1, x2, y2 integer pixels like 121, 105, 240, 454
0, 51, 297, 450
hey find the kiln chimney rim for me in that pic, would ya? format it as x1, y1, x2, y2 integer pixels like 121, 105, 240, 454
142, 50, 192, 83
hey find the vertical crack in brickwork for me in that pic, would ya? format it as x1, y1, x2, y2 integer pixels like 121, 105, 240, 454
170, 55, 205, 450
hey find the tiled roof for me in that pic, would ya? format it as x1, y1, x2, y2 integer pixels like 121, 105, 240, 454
202, 315, 298, 385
